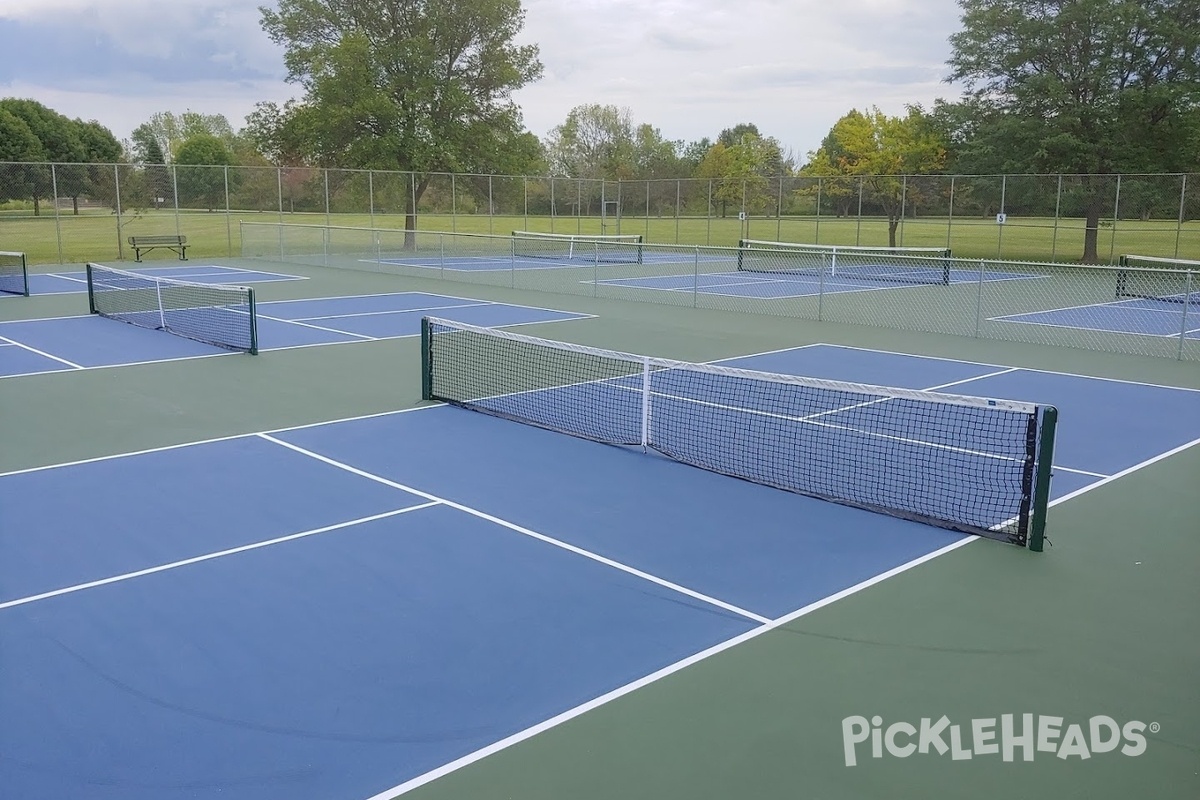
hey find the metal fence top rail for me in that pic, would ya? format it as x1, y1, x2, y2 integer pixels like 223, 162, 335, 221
2, 160, 1198, 182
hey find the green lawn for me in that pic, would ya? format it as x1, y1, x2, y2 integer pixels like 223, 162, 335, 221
2, 207, 1196, 267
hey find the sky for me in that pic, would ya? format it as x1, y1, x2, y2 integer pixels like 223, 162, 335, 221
0, 0, 967, 161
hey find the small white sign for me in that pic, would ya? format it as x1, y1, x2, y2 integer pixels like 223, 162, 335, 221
996, 213, 1007, 224
738, 211, 747, 221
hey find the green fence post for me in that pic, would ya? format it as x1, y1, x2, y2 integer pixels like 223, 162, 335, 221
1028, 406, 1058, 552
247, 288, 259, 355
86, 263, 96, 313
420, 317, 433, 401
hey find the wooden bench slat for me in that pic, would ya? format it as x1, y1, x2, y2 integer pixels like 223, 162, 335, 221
127, 235, 189, 262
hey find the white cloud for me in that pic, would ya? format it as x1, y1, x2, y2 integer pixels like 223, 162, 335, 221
1, 0, 966, 158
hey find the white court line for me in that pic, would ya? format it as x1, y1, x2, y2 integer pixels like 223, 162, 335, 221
365, 430, 1200, 799
290, 301, 494, 323
0, 503, 438, 611
0, 313, 595, 383
805, 343, 1200, 393
990, 295, 1188, 317
588, 273, 956, 300
259, 434, 770, 625
43, 272, 90, 285
261, 288, 592, 320
255, 312, 378, 340
0, 405, 444, 479
988, 315, 1188, 340
0, 290, 592, 381
0, 335, 83, 369
359, 539, 979, 800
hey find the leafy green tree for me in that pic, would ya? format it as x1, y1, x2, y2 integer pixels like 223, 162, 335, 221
802, 107, 946, 246
49, 119, 125, 214
0, 108, 42, 162
131, 111, 237, 163
631, 124, 686, 179
243, 100, 312, 165
681, 138, 712, 172
0, 109, 44, 209
135, 137, 174, 210
545, 105, 634, 179
697, 133, 791, 217
0, 98, 86, 215
946, 0, 1200, 262
717, 123, 761, 148
259, 0, 543, 245
176, 134, 238, 211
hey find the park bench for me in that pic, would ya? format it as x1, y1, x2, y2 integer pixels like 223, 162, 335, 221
128, 235, 188, 262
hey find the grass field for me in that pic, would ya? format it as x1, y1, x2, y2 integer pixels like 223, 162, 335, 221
2, 207, 1197, 266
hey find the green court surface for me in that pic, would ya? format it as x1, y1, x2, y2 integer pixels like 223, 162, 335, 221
2, 253, 1198, 800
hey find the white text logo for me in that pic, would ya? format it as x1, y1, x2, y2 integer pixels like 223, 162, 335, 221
841, 715, 1156, 766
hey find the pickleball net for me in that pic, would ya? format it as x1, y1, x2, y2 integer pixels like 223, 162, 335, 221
86, 263, 258, 353
512, 231, 643, 264
737, 240, 953, 285
0, 251, 29, 296
420, 317, 1057, 549
1116, 255, 1200, 306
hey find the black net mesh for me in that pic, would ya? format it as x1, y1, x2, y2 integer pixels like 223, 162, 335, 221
737, 240, 952, 285
87, 264, 257, 353
424, 317, 1046, 544
1116, 257, 1200, 306
512, 231, 643, 264
0, 251, 28, 296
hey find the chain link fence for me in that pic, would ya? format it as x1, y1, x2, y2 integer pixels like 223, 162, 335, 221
2, 162, 1197, 266
240, 221, 1199, 362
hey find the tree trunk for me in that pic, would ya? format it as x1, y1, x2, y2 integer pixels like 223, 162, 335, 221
73, 196, 80, 215
32, 197, 40, 216
403, 173, 432, 250
1079, 175, 1108, 264
1082, 204, 1102, 263
888, 214, 900, 247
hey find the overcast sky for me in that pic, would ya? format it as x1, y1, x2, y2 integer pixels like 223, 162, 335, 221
0, 0, 967, 160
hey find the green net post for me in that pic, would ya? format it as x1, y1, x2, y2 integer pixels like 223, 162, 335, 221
85, 262, 97, 313
247, 288, 259, 355
420, 317, 433, 401
1028, 405, 1058, 552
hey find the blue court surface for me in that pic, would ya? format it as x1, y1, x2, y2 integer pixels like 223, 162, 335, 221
1, 264, 304, 296
2, 343, 1197, 800
0, 292, 588, 378
993, 296, 1200, 340
586, 266, 1040, 299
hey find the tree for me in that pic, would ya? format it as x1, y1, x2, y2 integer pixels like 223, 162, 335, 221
244, 100, 312, 165
130, 111, 237, 163
0, 98, 86, 215
259, 0, 543, 246
51, 119, 125, 214
718, 123, 761, 148
946, 0, 1200, 262
802, 107, 946, 246
135, 137, 174, 210
0, 109, 44, 209
681, 137, 712, 172
696, 133, 792, 218
0, 109, 42, 162
545, 104, 634, 179
176, 134, 238, 211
